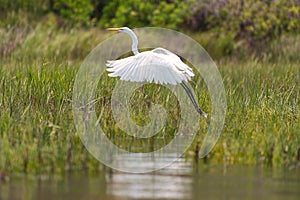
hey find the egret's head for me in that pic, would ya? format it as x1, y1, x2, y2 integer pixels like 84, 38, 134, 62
106, 27, 138, 54
106, 27, 130, 33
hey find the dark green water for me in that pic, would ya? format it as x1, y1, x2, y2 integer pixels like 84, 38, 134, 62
1, 159, 300, 200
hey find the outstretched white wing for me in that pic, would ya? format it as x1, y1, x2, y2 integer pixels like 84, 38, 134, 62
106, 48, 194, 85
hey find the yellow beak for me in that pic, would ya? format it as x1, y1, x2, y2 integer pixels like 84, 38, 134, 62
106, 27, 122, 31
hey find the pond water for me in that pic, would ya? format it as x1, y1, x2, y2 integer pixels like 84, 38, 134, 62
1, 159, 300, 200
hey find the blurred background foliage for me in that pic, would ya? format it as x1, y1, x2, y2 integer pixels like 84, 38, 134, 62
0, 0, 299, 58
1, 0, 299, 36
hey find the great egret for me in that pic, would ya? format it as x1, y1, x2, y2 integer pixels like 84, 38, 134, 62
106, 27, 207, 118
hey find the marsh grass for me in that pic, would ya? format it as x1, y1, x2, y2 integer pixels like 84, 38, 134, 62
0, 25, 299, 174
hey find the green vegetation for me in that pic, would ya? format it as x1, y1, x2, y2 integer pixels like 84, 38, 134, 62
0, 0, 299, 175
189, 0, 300, 39
99, 0, 189, 29
0, 24, 299, 174
1, 1, 299, 38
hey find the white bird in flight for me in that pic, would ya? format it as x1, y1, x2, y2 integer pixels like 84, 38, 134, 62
106, 27, 207, 118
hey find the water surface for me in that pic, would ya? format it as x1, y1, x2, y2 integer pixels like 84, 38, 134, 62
1, 159, 300, 200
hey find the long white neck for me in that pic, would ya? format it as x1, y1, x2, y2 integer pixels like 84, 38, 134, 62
123, 28, 139, 55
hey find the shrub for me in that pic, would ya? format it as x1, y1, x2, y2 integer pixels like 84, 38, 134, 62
52, 0, 93, 27
99, 0, 154, 28
222, 0, 300, 40
150, 1, 189, 29
99, 0, 190, 29
187, 0, 300, 40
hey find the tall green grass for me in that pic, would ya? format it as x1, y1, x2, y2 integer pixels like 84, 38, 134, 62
0, 25, 299, 175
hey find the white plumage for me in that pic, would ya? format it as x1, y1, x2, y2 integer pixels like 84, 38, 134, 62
106, 48, 194, 85
105, 27, 207, 118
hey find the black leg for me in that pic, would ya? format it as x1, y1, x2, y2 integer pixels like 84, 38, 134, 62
180, 82, 207, 118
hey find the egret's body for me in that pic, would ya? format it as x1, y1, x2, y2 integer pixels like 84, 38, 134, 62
107, 47, 194, 85
106, 27, 207, 118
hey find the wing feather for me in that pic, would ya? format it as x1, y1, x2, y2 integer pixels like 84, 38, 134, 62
106, 47, 194, 85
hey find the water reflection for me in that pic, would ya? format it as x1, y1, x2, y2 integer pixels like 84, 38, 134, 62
107, 158, 193, 199
1, 160, 300, 200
